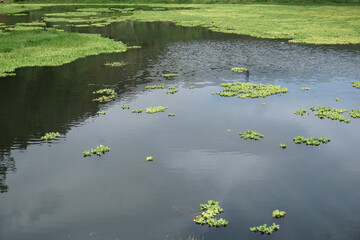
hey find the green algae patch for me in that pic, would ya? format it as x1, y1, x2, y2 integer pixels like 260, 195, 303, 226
0, 29, 127, 78
351, 81, 360, 89
145, 106, 168, 114
293, 136, 330, 146
213, 82, 288, 99
310, 106, 350, 123
239, 130, 264, 140
193, 200, 228, 228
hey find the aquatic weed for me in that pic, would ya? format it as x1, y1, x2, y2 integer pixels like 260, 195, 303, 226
131, 109, 143, 113
83, 145, 110, 157
293, 136, 330, 146
295, 109, 309, 116
272, 209, 286, 218
168, 113, 175, 117
193, 200, 228, 227
250, 223, 280, 235
146, 156, 153, 161
301, 87, 311, 91
239, 130, 264, 140
40, 132, 60, 141
351, 81, 360, 89
310, 106, 350, 123
145, 84, 165, 89
231, 67, 248, 73
349, 110, 360, 118
92, 88, 116, 103
145, 106, 168, 114
279, 144, 287, 149
97, 111, 106, 115
162, 73, 178, 77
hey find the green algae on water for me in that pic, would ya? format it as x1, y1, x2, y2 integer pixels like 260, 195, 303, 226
213, 82, 288, 99
189, 86, 195, 89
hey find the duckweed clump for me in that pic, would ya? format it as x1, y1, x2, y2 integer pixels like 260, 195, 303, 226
279, 144, 287, 149
146, 106, 168, 114
272, 209, 286, 218
295, 109, 309, 116
310, 106, 350, 123
83, 145, 110, 157
131, 109, 143, 113
145, 84, 165, 89
250, 223, 280, 235
193, 200, 228, 228
231, 67, 248, 73
41, 132, 60, 141
92, 88, 117, 103
213, 82, 288, 99
349, 110, 360, 118
162, 73, 178, 77
293, 136, 330, 146
301, 87, 312, 91
351, 81, 360, 89
168, 113, 175, 117
239, 130, 264, 140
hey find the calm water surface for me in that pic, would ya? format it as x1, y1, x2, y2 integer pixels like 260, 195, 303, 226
1, 7, 360, 240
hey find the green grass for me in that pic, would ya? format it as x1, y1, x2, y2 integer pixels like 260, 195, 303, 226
0, 29, 128, 77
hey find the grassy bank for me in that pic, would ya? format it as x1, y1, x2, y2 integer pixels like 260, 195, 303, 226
0, 29, 127, 77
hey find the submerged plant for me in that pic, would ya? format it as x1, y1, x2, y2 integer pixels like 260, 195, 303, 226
239, 130, 264, 140
272, 209, 286, 218
146, 156, 153, 161
279, 143, 287, 149
97, 111, 106, 115
213, 82, 288, 99
301, 87, 312, 91
168, 113, 175, 117
92, 88, 117, 103
194, 200, 228, 227
310, 106, 350, 123
351, 81, 360, 89
231, 67, 248, 73
41, 132, 60, 141
145, 106, 168, 114
162, 73, 178, 77
293, 136, 330, 146
131, 109, 143, 113
295, 109, 309, 116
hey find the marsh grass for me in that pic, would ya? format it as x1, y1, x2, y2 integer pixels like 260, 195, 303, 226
0, 29, 127, 77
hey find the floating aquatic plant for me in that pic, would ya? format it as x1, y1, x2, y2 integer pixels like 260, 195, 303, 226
121, 104, 130, 109
293, 136, 330, 146
295, 109, 309, 116
231, 67, 248, 73
272, 209, 286, 218
168, 113, 175, 117
279, 143, 287, 149
336, 97, 339, 101
97, 111, 106, 115
146, 156, 153, 161
189, 86, 196, 89
250, 223, 280, 235
92, 88, 116, 103
349, 110, 360, 118
145, 84, 165, 89
145, 106, 168, 114
76, 8, 112, 12
193, 200, 228, 227
213, 82, 289, 99
162, 73, 178, 77
239, 130, 264, 140
310, 106, 350, 123
41, 132, 60, 141
301, 87, 311, 91
104, 61, 126, 67
131, 109, 143, 113
351, 81, 360, 89
83, 144, 110, 157
166, 85, 179, 94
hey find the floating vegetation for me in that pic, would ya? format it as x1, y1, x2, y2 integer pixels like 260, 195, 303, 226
310, 106, 350, 123
231, 67, 248, 73
74, 24, 91, 27
45, 12, 99, 17
162, 73, 178, 77
76, 8, 111, 12
145, 84, 165, 89
166, 85, 178, 94
131, 109, 143, 113
146, 156, 153, 161
189, 86, 196, 89
351, 81, 360, 89
250, 223, 280, 235
40, 132, 60, 141
301, 87, 311, 91
146, 106, 168, 114
193, 200, 228, 228
295, 109, 309, 116
272, 209, 286, 218
349, 110, 360, 118
168, 113, 175, 117
293, 136, 330, 146
104, 61, 126, 67
97, 111, 106, 115
16, 22, 46, 27
83, 144, 110, 157
279, 144, 287, 149
336, 97, 339, 101
239, 130, 264, 140
13, 13, 28, 16
213, 82, 289, 99
121, 104, 130, 109
92, 88, 117, 103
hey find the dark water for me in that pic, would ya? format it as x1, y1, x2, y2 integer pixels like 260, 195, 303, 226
1, 7, 360, 240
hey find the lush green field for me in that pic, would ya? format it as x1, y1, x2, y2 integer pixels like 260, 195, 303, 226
0, 29, 127, 77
